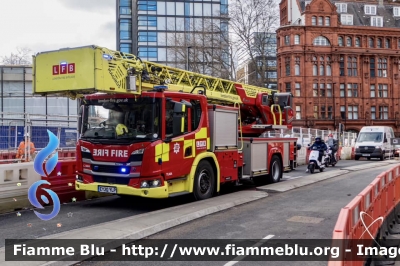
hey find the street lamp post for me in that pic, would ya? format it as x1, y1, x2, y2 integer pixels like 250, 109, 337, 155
186, 46, 192, 71
333, 82, 336, 130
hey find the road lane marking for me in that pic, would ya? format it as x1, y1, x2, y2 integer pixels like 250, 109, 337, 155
223, 234, 274, 266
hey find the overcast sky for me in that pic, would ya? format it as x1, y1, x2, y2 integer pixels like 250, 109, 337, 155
0, 0, 116, 58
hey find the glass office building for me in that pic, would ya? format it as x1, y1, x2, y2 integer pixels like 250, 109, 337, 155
0, 66, 77, 118
116, 0, 229, 75
0, 65, 78, 150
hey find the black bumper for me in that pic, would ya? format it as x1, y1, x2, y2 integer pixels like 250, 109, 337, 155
355, 148, 383, 158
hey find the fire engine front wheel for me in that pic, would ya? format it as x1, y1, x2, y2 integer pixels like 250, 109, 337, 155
193, 160, 215, 200
268, 155, 283, 183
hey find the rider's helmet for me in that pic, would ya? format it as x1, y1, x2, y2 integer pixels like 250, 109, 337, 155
315, 136, 322, 143
116, 124, 128, 136
328, 133, 333, 138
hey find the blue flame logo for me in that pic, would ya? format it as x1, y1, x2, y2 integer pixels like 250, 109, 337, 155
28, 130, 61, 221
34, 130, 59, 177
28, 180, 60, 221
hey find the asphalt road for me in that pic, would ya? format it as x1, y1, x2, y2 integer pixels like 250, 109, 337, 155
77, 162, 397, 266
0, 159, 384, 248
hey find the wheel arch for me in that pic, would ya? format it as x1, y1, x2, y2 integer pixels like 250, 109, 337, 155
187, 152, 220, 193
271, 152, 283, 171
270, 153, 283, 182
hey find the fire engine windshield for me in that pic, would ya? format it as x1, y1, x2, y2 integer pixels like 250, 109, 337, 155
81, 97, 161, 142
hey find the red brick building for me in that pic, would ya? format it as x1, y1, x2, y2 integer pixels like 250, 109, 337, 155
277, 0, 400, 135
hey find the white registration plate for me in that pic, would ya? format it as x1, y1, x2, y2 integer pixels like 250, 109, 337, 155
362, 154, 370, 157
98, 186, 117, 194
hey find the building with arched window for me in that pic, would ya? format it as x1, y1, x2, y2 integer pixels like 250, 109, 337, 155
277, 0, 400, 135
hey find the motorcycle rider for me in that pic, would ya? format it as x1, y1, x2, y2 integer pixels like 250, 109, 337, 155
326, 133, 338, 164
306, 136, 328, 173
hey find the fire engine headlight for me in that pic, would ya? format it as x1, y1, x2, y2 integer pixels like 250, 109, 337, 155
140, 179, 162, 188
131, 149, 144, 155
151, 179, 161, 187
141, 181, 149, 188
81, 146, 90, 153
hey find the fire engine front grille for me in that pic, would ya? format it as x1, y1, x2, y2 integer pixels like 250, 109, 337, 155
93, 176, 130, 185
81, 152, 92, 159
92, 165, 131, 174
358, 146, 375, 153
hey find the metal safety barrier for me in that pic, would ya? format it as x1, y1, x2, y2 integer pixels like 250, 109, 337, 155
0, 112, 78, 163
259, 126, 357, 149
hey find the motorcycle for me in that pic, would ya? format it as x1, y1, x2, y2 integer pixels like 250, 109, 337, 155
324, 146, 337, 167
307, 146, 326, 174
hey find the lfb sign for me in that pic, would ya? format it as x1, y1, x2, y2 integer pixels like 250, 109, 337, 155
53, 62, 75, 75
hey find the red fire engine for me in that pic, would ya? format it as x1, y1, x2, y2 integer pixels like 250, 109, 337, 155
33, 45, 299, 200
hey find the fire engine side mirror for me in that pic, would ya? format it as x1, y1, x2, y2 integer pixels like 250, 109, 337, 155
78, 105, 88, 134
78, 105, 83, 134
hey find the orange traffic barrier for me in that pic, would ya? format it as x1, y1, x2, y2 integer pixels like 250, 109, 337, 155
350, 147, 355, 160
328, 166, 400, 266
58, 150, 76, 160
0, 150, 76, 164
0, 152, 17, 164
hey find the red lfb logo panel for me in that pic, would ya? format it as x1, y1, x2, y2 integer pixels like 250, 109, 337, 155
52, 63, 75, 75
60, 64, 68, 74
52, 65, 59, 75
68, 63, 75, 73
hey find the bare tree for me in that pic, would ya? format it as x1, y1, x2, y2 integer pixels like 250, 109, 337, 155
230, 0, 279, 87
1, 47, 32, 65
166, 18, 237, 80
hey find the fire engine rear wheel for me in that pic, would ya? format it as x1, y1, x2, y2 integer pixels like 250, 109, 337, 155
268, 155, 282, 183
193, 160, 215, 200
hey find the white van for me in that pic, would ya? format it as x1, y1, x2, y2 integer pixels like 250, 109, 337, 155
355, 126, 395, 160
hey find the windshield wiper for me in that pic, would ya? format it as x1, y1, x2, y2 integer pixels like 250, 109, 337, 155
82, 138, 102, 144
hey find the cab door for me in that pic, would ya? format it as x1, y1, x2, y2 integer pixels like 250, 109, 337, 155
161, 98, 200, 180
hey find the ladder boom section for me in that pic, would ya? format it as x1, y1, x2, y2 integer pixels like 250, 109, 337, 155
140, 60, 277, 104
33, 45, 277, 103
